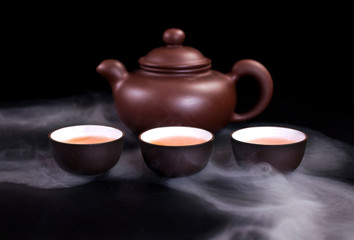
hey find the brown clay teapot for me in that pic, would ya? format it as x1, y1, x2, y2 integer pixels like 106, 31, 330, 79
97, 28, 273, 133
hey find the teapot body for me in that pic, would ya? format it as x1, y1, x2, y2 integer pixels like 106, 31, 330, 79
114, 69, 235, 133
97, 28, 273, 133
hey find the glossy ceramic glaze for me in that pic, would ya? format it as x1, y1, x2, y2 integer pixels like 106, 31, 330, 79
97, 28, 273, 133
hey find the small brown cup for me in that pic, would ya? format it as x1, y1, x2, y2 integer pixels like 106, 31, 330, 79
231, 126, 308, 172
49, 125, 124, 176
139, 126, 214, 178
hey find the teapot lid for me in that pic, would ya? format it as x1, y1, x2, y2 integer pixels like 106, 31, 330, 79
139, 28, 211, 73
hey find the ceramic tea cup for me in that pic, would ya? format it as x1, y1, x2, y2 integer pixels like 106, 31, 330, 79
139, 126, 214, 177
231, 126, 308, 172
49, 125, 124, 176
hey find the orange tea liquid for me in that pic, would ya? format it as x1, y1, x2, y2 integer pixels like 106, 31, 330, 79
64, 136, 116, 144
150, 136, 206, 146
248, 137, 295, 145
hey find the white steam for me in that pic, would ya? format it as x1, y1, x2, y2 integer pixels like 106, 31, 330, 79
0, 92, 142, 188
167, 127, 354, 240
0, 92, 353, 239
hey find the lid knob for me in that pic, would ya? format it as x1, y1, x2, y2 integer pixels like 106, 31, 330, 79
139, 28, 211, 73
163, 28, 185, 46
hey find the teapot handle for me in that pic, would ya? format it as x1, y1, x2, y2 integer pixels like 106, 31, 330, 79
228, 59, 273, 122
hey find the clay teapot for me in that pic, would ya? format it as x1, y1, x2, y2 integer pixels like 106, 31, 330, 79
97, 28, 273, 133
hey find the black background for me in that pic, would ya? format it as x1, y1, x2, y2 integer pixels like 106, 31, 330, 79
2, 4, 353, 144
1, 5, 354, 240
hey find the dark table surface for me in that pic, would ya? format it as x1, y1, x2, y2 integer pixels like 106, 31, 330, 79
1, 93, 353, 240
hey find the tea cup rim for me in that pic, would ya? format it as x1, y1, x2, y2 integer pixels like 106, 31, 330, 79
139, 126, 215, 147
231, 126, 308, 146
49, 124, 125, 146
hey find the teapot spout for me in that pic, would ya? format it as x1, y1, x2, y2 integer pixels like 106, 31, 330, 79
96, 59, 128, 91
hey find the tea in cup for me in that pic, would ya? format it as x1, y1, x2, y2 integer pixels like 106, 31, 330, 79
139, 126, 214, 177
49, 125, 124, 175
231, 126, 308, 172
